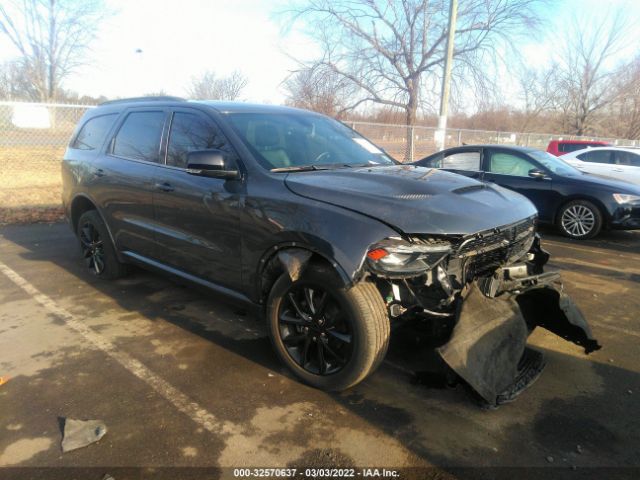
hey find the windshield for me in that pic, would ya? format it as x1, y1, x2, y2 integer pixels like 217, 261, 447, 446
227, 112, 396, 170
529, 150, 582, 175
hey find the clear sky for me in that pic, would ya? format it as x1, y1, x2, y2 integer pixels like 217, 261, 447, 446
1, 0, 639, 105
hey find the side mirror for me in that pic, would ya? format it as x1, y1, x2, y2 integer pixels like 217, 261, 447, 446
186, 150, 239, 179
528, 169, 548, 180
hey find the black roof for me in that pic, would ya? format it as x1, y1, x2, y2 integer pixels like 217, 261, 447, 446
99, 96, 186, 106
94, 97, 314, 116
193, 100, 314, 115
444, 144, 539, 153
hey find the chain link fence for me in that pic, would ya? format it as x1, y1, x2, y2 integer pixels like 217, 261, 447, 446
0, 102, 92, 222
347, 121, 640, 162
1, 100, 638, 223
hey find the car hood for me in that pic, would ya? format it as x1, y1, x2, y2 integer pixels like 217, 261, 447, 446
284, 165, 538, 235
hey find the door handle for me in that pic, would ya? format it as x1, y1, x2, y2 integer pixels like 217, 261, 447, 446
94, 168, 106, 177
154, 182, 175, 192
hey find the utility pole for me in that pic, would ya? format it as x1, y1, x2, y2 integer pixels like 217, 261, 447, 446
435, 0, 458, 151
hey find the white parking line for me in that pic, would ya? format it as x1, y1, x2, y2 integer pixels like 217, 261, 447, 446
0, 261, 233, 436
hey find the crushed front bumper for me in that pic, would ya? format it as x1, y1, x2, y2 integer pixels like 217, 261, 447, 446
376, 233, 601, 407
438, 276, 600, 406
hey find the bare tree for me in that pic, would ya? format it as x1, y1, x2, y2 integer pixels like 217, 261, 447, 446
287, 0, 542, 158
605, 56, 640, 139
554, 13, 632, 136
0, 61, 35, 100
0, 0, 107, 102
187, 70, 248, 100
283, 64, 356, 117
515, 63, 558, 133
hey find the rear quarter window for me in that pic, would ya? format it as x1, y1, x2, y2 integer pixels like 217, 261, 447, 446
71, 114, 118, 150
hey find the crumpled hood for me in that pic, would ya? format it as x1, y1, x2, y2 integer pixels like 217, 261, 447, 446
285, 165, 538, 235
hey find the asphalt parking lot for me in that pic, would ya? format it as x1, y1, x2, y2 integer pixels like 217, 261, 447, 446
0, 223, 638, 479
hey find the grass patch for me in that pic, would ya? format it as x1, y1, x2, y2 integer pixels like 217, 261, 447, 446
0, 146, 64, 224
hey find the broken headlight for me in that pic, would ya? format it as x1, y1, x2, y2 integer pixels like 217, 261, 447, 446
366, 239, 451, 276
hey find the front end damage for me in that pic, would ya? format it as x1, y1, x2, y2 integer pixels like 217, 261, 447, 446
365, 215, 601, 406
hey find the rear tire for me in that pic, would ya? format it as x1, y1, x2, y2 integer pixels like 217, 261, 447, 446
556, 200, 603, 240
76, 210, 128, 280
266, 265, 390, 391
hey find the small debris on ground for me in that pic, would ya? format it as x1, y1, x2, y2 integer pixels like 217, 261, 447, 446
267, 373, 275, 378
627, 389, 633, 395
576, 445, 583, 454
61, 418, 107, 452
546, 456, 554, 463
102, 475, 115, 480
0, 376, 9, 387
608, 358, 614, 363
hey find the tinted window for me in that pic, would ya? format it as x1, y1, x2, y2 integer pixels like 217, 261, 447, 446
488, 152, 537, 176
112, 111, 165, 162
441, 151, 480, 170
613, 150, 640, 167
71, 114, 117, 150
167, 112, 231, 168
228, 113, 394, 170
528, 150, 580, 175
560, 143, 605, 153
576, 150, 613, 164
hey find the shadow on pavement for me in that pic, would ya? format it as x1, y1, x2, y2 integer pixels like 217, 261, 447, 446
1, 223, 639, 476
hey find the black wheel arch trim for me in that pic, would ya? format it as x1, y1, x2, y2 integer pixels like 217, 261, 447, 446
256, 241, 354, 305
70, 192, 121, 261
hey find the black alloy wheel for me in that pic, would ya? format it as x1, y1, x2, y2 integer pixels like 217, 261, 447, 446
278, 284, 353, 376
79, 221, 106, 275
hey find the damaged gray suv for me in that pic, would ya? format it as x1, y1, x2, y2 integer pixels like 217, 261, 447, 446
62, 97, 600, 406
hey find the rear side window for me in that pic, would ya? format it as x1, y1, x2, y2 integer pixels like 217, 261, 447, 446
613, 151, 640, 167
442, 151, 481, 171
560, 143, 604, 153
112, 111, 165, 162
167, 112, 231, 168
576, 150, 612, 164
71, 114, 117, 150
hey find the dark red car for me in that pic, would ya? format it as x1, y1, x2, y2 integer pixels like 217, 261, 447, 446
546, 139, 611, 156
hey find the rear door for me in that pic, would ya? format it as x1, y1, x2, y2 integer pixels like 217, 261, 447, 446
482, 148, 555, 222
572, 149, 625, 179
152, 107, 244, 291
611, 150, 640, 183
93, 108, 168, 258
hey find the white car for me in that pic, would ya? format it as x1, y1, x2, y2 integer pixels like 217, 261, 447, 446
561, 147, 640, 184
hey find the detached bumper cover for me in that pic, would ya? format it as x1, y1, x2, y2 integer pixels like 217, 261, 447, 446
437, 273, 601, 407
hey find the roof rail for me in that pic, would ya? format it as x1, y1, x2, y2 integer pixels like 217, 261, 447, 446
98, 96, 186, 106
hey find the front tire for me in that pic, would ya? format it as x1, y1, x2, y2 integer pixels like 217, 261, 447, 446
77, 210, 128, 279
266, 265, 390, 391
557, 200, 603, 240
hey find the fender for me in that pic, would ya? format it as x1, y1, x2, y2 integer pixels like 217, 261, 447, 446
70, 192, 123, 262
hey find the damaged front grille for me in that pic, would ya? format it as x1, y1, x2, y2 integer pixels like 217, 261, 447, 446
455, 216, 536, 275
409, 216, 537, 277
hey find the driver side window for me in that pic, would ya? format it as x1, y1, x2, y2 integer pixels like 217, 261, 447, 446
488, 152, 537, 177
167, 112, 232, 168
